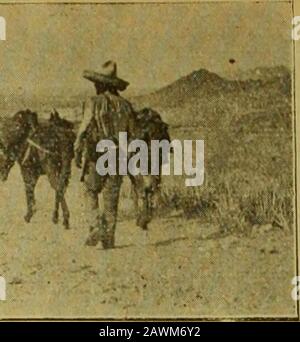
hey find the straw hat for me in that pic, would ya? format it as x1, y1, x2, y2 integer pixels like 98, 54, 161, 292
83, 61, 129, 91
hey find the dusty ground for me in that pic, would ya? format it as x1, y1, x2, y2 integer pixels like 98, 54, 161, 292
0, 165, 297, 319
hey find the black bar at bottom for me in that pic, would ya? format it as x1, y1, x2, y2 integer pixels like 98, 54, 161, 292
0, 321, 300, 338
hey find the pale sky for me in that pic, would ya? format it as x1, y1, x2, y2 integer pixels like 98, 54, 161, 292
0, 2, 293, 96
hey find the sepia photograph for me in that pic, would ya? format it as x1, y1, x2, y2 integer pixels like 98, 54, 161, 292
0, 0, 298, 322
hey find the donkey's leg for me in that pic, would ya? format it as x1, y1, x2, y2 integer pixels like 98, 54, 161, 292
85, 189, 100, 231
61, 197, 70, 229
52, 191, 60, 224
129, 175, 146, 228
149, 175, 161, 212
20, 167, 39, 223
45, 162, 61, 225
129, 175, 139, 213
131, 175, 156, 231
47, 155, 72, 228
55, 159, 72, 229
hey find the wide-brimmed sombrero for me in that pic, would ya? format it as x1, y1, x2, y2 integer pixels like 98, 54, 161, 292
83, 60, 129, 91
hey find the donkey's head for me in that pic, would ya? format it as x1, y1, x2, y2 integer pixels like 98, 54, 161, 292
0, 109, 38, 181
49, 109, 74, 130
136, 108, 170, 142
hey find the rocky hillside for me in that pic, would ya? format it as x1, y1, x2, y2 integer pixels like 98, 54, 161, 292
132, 66, 292, 128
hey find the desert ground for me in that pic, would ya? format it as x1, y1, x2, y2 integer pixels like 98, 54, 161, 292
0, 163, 297, 319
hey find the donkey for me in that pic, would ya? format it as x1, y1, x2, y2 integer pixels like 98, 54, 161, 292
129, 107, 171, 230
0, 109, 75, 229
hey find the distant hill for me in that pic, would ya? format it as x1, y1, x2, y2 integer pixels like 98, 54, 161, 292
131, 66, 291, 128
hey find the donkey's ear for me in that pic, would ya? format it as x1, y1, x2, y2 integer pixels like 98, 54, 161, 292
51, 107, 59, 118
28, 111, 38, 129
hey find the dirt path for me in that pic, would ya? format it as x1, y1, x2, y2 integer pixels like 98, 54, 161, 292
0, 166, 297, 318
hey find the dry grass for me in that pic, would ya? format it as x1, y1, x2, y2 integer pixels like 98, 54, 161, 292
152, 170, 294, 235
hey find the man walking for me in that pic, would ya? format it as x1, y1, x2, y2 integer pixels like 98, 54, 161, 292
74, 60, 135, 249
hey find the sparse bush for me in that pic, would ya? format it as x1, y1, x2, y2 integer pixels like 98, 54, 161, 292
241, 188, 293, 230
152, 172, 294, 235
157, 185, 217, 218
